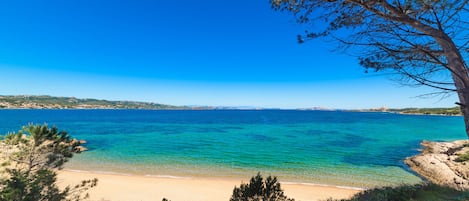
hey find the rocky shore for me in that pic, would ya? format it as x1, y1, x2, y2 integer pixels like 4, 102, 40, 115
405, 140, 469, 190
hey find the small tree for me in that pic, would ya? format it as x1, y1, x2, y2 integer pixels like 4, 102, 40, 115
0, 124, 97, 201
230, 173, 295, 201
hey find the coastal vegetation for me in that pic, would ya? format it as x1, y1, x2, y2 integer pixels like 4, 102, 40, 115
389, 107, 462, 116
230, 173, 295, 201
271, 1, 469, 138
0, 124, 97, 201
331, 183, 469, 201
0, 95, 187, 109
455, 143, 469, 162
230, 174, 469, 201
455, 152, 469, 163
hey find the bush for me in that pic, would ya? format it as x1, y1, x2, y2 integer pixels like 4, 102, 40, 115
455, 151, 469, 162
230, 173, 294, 201
329, 183, 469, 201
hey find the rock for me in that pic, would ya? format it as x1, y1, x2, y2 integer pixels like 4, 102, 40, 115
74, 146, 88, 153
68, 139, 89, 153
70, 139, 80, 146
405, 140, 469, 190
454, 177, 464, 185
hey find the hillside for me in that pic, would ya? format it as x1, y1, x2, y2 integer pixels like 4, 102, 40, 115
389, 107, 461, 116
0, 95, 188, 109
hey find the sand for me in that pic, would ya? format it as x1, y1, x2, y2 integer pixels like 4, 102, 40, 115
57, 170, 361, 201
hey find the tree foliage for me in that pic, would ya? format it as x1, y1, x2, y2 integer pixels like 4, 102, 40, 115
271, 0, 468, 90
3, 124, 75, 172
0, 124, 97, 201
230, 173, 294, 201
271, 0, 469, 138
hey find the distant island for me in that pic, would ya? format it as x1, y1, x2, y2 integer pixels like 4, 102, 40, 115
0, 95, 188, 109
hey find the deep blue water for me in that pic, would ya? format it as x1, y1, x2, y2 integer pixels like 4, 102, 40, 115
0, 109, 465, 187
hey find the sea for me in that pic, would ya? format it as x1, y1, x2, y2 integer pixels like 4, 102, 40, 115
0, 109, 465, 188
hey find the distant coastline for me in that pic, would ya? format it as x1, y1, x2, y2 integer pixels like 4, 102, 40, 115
0, 95, 190, 110
0, 95, 461, 116
0, 95, 272, 110
352, 107, 462, 116
392, 107, 462, 116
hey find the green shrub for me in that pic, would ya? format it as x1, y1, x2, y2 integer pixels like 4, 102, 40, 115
230, 173, 294, 201
329, 183, 469, 201
455, 151, 469, 162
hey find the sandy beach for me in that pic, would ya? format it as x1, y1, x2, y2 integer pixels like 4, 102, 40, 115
57, 170, 361, 201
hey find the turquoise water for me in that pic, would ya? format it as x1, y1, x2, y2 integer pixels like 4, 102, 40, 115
0, 110, 466, 188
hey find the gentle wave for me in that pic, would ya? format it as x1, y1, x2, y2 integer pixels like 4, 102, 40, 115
144, 174, 192, 179
65, 169, 193, 179
281, 182, 366, 191
64, 169, 134, 177
64, 168, 364, 190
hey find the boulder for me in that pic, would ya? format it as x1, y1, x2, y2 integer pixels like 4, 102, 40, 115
70, 139, 80, 146
405, 140, 469, 190
74, 145, 88, 153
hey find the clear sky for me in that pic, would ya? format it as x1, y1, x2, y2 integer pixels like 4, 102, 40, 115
0, 0, 458, 109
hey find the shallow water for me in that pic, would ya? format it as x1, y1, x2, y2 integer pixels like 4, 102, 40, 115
0, 109, 465, 188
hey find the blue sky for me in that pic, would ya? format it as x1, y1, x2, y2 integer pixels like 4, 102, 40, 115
0, 0, 458, 109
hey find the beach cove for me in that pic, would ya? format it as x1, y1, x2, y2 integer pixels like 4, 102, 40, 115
0, 109, 466, 199
57, 170, 361, 201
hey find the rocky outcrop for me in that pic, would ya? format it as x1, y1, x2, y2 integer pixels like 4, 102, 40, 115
74, 145, 88, 153
405, 140, 469, 190
70, 138, 88, 153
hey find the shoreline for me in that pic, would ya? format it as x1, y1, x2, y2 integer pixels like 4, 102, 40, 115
394, 112, 462, 117
63, 168, 366, 191
64, 158, 424, 188
57, 169, 362, 201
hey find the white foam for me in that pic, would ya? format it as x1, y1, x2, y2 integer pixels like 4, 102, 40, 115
64, 169, 133, 176
144, 174, 192, 179
281, 181, 366, 191
64, 169, 365, 190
